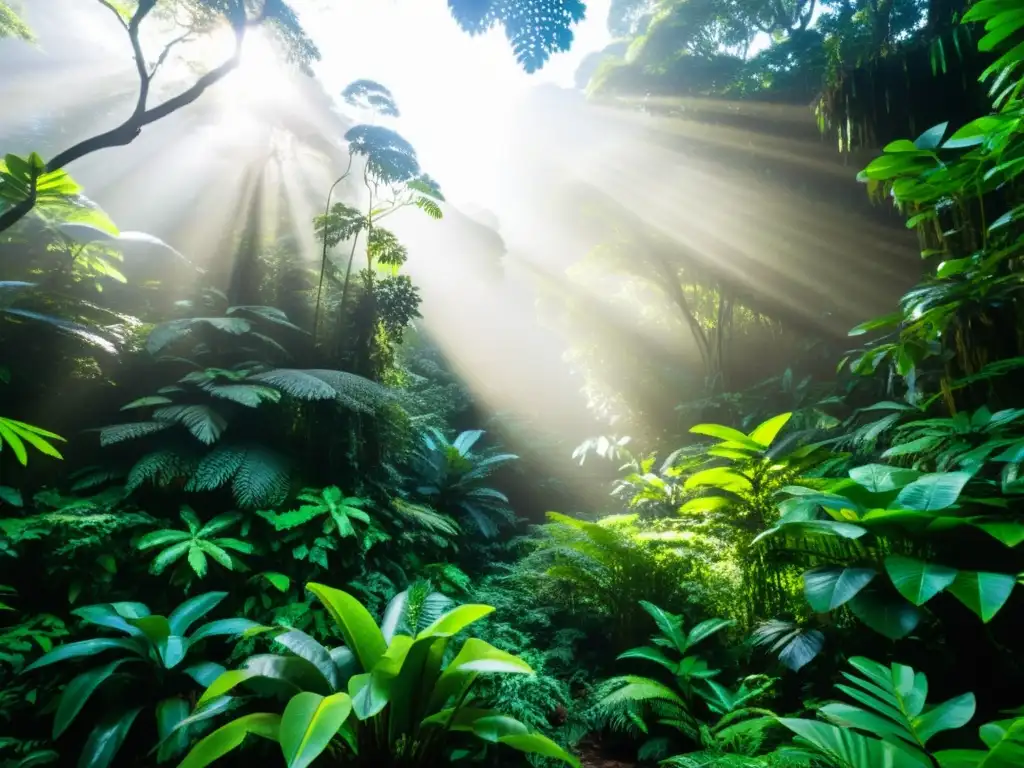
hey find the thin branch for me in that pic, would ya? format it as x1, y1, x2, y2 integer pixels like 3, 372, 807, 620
313, 152, 355, 345
95, 0, 128, 30
150, 30, 194, 79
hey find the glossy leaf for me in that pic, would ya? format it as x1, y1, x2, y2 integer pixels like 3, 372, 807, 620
168, 592, 227, 636
804, 567, 877, 612
885, 556, 958, 605
896, 472, 972, 511
53, 659, 129, 738
23, 638, 142, 672
948, 571, 1016, 622
306, 583, 385, 672
78, 707, 142, 768
178, 713, 281, 768
279, 692, 352, 768
155, 697, 191, 763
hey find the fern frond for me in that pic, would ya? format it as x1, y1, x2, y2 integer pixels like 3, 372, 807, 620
146, 317, 251, 354
201, 382, 282, 407
390, 498, 460, 535
187, 444, 290, 508
99, 421, 172, 446
127, 450, 197, 492
153, 405, 227, 445
247, 369, 337, 400
301, 369, 394, 413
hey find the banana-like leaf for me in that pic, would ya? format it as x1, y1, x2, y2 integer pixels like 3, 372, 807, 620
178, 713, 282, 768
23, 638, 142, 672
306, 583, 385, 672
53, 659, 130, 738
155, 697, 191, 763
279, 692, 352, 768
274, 629, 339, 691
78, 707, 143, 768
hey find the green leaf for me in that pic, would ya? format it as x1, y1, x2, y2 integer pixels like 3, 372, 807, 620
915, 693, 977, 743
896, 472, 972, 511
128, 615, 171, 646
306, 583, 385, 672
779, 719, 929, 768
189, 618, 265, 644
188, 546, 208, 577
263, 572, 290, 592
53, 659, 129, 738
804, 567, 877, 612
22, 638, 141, 672
616, 646, 678, 673
155, 697, 191, 763
501, 733, 581, 767
416, 604, 494, 639
748, 412, 792, 447
688, 423, 764, 451
848, 590, 921, 639
849, 464, 922, 492
948, 571, 1016, 622
885, 556, 958, 605
279, 692, 352, 768
168, 592, 227, 636
78, 707, 142, 768
178, 713, 281, 768
274, 630, 339, 691
915, 122, 948, 150
197, 670, 261, 709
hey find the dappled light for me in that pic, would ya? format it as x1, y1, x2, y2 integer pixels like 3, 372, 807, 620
2, 0, 1024, 767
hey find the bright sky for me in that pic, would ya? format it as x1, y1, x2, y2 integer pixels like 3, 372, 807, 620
292, 0, 612, 207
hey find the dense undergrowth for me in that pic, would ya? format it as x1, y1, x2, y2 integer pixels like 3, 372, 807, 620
3, 0, 1024, 767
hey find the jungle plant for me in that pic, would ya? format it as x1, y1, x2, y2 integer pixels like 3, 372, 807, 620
0, 416, 64, 467
778, 657, 976, 768
135, 507, 252, 582
21, 592, 263, 768
523, 512, 702, 649
595, 601, 778, 762
410, 428, 518, 537
256, 487, 372, 570
97, 291, 392, 508
177, 582, 580, 767
680, 412, 832, 624
759, 462, 1022, 638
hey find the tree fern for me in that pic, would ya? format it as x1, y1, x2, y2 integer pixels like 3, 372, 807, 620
126, 449, 198, 493
146, 316, 251, 355
98, 421, 172, 446
186, 443, 290, 508
152, 405, 227, 445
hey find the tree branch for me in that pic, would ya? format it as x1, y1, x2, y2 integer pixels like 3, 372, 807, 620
0, 1, 250, 236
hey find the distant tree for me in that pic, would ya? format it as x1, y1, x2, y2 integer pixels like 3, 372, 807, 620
0, 1, 32, 40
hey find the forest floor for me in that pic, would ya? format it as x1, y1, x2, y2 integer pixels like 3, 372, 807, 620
576, 740, 636, 768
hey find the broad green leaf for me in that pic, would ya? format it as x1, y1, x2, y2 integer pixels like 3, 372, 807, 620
936, 716, 1024, 768
915, 693, 977, 743
848, 591, 921, 639
128, 615, 171, 646
53, 659, 129, 738
948, 571, 1015, 622
274, 630, 338, 691
279, 692, 352, 768
428, 638, 532, 711
896, 472, 972, 511
182, 661, 226, 688
885, 556, 958, 605
616, 646, 677, 673
168, 592, 227, 636
779, 719, 929, 768
306, 583, 385, 672
686, 617, 735, 649
78, 707, 142, 768
500, 731, 580, 766
23, 638, 142, 672
197, 670, 261, 708
155, 697, 191, 763
748, 412, 792, 447
263, 572, 290, 592
915, 122, 948, 150
188, 617, 265, 644
849, 464, 922, 493
178, 713, 282, 768
416, 604, 494, 639
689, 423, 764, 451
804, 567, 877, 612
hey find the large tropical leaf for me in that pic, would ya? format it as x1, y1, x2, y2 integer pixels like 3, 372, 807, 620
804, 567, 877, 612
78, 707, 143, 768
53, 659, 130, 738
306, 583, 386, 672
279, 692, 352, 768
178, 713, 282, 768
